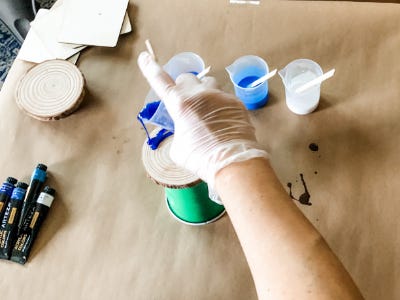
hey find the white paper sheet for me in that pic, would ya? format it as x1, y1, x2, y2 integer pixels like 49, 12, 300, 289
17, 6, 130, 63
67, 53, 80, 64
30, 7, 86, 60
58, 0, 129, 47
120, 12, 132, 35
16, 9, 56, 63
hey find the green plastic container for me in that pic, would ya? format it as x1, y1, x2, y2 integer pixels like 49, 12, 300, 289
165, 181, 225, 225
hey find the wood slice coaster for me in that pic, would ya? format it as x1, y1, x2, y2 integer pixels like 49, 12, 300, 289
142, 130, 200, 189
16, 59, 85, 121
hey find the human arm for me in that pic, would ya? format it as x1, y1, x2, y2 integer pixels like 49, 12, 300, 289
137, 52, 364, 299
216, 158, 363, 299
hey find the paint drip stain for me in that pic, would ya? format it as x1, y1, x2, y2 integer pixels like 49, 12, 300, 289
287, 182, 294, 199
287, 173, 312, 206
309, 143, 319, 152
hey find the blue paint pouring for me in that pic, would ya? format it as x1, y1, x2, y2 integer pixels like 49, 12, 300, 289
137, 71, 202, 150
139, 101, 161, 122
137, 101, 173, 150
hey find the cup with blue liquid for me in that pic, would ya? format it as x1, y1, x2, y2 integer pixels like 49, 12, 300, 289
226, 55, 272, 110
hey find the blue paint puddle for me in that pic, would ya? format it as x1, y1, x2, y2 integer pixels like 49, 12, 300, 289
238, 76, 260, 88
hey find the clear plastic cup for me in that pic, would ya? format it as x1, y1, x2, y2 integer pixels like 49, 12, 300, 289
226, 55, 269, 110
163, 52, 205, 80
279, 59, 323, 115
139, 52, 206, 131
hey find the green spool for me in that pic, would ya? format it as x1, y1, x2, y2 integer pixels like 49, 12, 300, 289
165, 181, 225, 225
142, 130, 225, 226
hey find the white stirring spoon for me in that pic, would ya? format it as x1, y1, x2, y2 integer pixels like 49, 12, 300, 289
248, 69, 277, 88
295, 69, 335, 94
196, 66, 211, 79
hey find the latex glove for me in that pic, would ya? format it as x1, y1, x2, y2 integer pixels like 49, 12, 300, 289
138, 51, 269, 196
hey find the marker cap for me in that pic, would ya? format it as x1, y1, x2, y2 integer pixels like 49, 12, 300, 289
37, 164, 47, 172
43, 186, 56, 196
6, 177, 18, 185
16, 182, 29, 190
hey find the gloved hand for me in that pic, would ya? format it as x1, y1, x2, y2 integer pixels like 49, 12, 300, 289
138, 51, 269, 196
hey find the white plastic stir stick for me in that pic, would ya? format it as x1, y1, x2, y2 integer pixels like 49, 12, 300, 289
145, 39, 156, 61
248, 69, 277, 88
295, 69, 335, 94
196, 66, 211, 79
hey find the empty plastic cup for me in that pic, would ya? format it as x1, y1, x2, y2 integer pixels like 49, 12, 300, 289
139, 52, 206, 131
226, 55, 269, 110
279, 59, 323, 115
163, 52, 205, 80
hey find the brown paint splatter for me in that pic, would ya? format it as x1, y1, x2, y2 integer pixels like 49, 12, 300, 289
309, 143, 319, 151
287, 174, 312, 206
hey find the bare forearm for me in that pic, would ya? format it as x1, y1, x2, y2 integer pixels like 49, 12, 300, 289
216, 158, 363, 300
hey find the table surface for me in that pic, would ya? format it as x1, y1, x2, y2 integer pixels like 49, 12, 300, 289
1, 1, 400, 299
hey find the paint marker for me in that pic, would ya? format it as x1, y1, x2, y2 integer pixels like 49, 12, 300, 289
0, 181, 29, 260
0, 177, 18, 221
11, 186, 55, 264
18, 164, 47, 234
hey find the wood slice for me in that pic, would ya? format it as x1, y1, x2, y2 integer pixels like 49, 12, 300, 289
142, 130, 200, 189
16, 59, 85, 121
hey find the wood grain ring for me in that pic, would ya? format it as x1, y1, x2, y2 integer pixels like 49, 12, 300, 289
16, 59, 85, 121
142, 130, 201, 189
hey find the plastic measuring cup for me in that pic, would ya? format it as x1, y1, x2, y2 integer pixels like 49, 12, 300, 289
226, 55, 270, 110
279, 59, 323, 115
139, 52, 206, 131
163, 52, 205, 80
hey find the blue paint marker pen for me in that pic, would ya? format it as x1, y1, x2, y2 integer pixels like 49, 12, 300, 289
0, 181, 29, 260
11, 186, 56, 264
0, 177, 18, 221
18, 164, 47, 234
